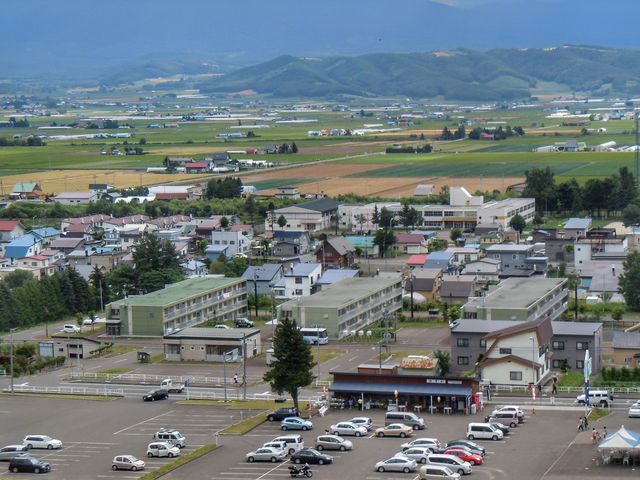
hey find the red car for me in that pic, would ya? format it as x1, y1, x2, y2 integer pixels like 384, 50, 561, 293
444, 448, 484, 465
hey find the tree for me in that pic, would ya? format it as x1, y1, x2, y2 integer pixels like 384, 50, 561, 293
263, 317, 316, 411
291, 142, 298, 153
277, 215, 287, 229
371, 205, 380, 228
220, 216, 230, 230
508, 214, 526, 234
450, 228, 462, 242
354, 213, 368, 234
88, 265, 109, 311
373, 229, 395, 258
623, 203, 640, 227
245, 196, 257, 225
619, 252, 640, 311
434, 350, 451, 376
379, 207, 395, 230
523, 167, 556, 213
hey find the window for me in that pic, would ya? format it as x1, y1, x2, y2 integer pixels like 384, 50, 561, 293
552, 359, 564, 368
295, 278, 302, 284
576, 360, 584, 369
509, 371, 522, 381
576, 342, 588, 351
457, 356, 469, 366
499, 348, 512, 355
552, 341, 564, 350
457, 338, 469, 347
295, 289, 303, 296
479, 339, 486, 348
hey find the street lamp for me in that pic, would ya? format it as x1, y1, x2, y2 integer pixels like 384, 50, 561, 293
316, 324, 321, 386
529, 335, 536, 414
9, 327, 17, 394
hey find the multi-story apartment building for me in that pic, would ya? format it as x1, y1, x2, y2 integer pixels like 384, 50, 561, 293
105, 276, 247, 336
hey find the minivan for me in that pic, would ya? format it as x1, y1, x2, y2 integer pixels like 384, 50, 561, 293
154, 429, 186, 448
419, 464, 461, 479
426, 454, 472, 475
485, 412, 519, 428
385, 412, 426, 430
576, 390, 613, 407
466, 423, 504, 441
272, 435, 304, 455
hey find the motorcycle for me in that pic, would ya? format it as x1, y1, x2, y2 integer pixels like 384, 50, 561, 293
289, 463, 313, 478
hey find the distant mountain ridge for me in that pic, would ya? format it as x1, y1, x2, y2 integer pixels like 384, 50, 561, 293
191, 46, 640, 101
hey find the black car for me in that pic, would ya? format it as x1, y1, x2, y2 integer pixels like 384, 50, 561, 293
143, 389, 168, 401
267, 407, 299, 422
234, 317, 254, 328
291, 448, 333, 465
9, 456, 51, 474
488, 422, 510, 435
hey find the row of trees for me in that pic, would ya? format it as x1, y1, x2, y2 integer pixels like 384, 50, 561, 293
523, 166, 636, 217
205, 177, 243, 200
0, 136, 46, 147
468, 125, 524, 140
385, 144, 433, 154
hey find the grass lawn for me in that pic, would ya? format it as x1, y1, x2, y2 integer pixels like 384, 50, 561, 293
96, 368, 131, 375
313, 348, 345, 364
219, 411, 268, 434
588, 407, 611, 422
138, 444, 218, 480
557, 371, 584, 387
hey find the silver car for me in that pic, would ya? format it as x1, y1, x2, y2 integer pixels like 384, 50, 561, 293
629, 402, 640, 418
330, 421, 368, 437
349, 416, 373, 431
246, 447, 287, 463
0, 445, 28, 461
396, 447, 431, 464
401, 438, 442, 453
375, 456, 418, 473
316, 435, 353, 451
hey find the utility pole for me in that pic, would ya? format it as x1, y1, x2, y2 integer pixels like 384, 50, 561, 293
253, 269, 259, 318
410, 274, 415, 320
242, 332, 247, 400
10, 327, 16, 394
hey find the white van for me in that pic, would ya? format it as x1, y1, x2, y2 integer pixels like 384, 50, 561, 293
272, 434, 304, 455
419, 464, 461, 479
425, 454, 472, 475
576, 390, 613, 407
385, 411, 426, 430
466, 423, 503, 441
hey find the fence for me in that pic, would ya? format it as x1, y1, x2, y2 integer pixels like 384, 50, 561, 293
183, 389, 321, 403
2, 385, 124, 396
490, 384, 640, 396
67, 371, 263, 386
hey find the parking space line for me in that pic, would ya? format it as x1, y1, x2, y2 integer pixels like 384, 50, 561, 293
114, 410, 175, 434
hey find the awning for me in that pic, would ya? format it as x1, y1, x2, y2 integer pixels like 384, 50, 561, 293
329, 380, 471, 397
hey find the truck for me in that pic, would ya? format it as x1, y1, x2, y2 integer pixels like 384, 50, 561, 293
160, 378, 186, 393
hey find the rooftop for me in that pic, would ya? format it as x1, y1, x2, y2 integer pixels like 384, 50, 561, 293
485, 244, 532, 253
109, 276, 244, 308
464, 277, 566, 309
0, 220, 22, 231
164, 326, 260, 340
564, 217, 592, 230
452, 319, 602, 336
243, 264, 283, 282
284, 263, 321, 276
317, 269, 359, 285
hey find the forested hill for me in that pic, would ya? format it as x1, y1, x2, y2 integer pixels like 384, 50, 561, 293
194, 46, 640, 101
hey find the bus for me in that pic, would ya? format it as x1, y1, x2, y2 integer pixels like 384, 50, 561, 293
300, 327, 329, 345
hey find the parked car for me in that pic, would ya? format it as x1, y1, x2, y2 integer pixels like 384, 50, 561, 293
401, 438, 442, 453
143, 389, 168, 401
271, 435, 304, 455
213, 324, 230, 329
0, 445, 28, 461
62, 324, 80, 333
146, 442, 180, 458
466, 423, 503, 441
375, 423, 414, 438
291, 448, 333, 465
23, 435, 62, 450
235, 317, 254, 328
444, 440, 485, 456
153, 429, 186, 448
487, 422, 510, 435
262, 441, 288, 452
395, 446, 431, 464
425, 454, 472, 475
486, 411, 519, 428
375, 456, 418, 473
329, 421, 368, 437
267, 407, 299, 422
8, 457, 50, 474
629, 401, 640, 418
111, 455, 145, 471
419, 464, 461, 479
349, 416, 373, 431
82, 317, 94, 326
315, 435, 353, 452
246, 446, 287, 463
281, 417, 313, 431
491, 405, 524, 419
443, 448, 483, 466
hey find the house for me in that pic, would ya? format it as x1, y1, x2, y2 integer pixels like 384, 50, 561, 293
88, 183, 114, 195
446, 247, 481, 266
316, 269, 360, 291
406, 268, 442, 300
242, 264, 284, 296
195, 218, 222, 237
185, 162, 209, 174
461, 317, 553, 386
414, 184, 434, 196
50, 336, 103, 360
563, 218, 592, 239
574, 237, 627, 268
155, 192, 190, 201
105, 276, 248, 336
424, 251, 454, 272
406, 254, 427, 269
462, 258, 501, 284
275, 186, 300, 199
53, 191, 100, 205
148, 185, 200, 200
117, 225, 148, 251
452, 319, 602, 375
395, 233, 429, 254
485, 244, 547, 275
272, 231, 311, 257
4, 234, 42, 262
49, 237, 86, 254
101, 214, 149, 229
210, 231, 251, 258
439, 276, 476, 305
204, 245, 229, 261
63, 223, 94, 240
10, 182, 43, 200
16, 255, 56, 278
272, 262, 322, 298
181, 259, 207, 276
317, 236, 354, 268
278, 276, 403, 339
269, 199, 341, 232
163, 327, 262, 362
612, 331, 640, 367
461, 277, 568, 322
28, 227, 61, 245
0, 220, 26, 243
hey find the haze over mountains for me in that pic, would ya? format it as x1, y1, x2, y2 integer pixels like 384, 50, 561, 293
4, 0, 640, 81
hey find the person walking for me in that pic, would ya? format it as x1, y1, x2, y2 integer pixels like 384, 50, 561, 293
578, 417, 584, 432
591, 427, 600, 444
602, 426, 608, 439
233, 373, 239, 385
583, 415, 589, 430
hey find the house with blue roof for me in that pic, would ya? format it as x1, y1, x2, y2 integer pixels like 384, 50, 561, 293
205, 245, 229, 261
27, 227, 60, 246
243, 264, 284, 296
272, 262, 322, 298
564, 217, 591, 239
5, 234, 42, 262
424, 251, 454, 272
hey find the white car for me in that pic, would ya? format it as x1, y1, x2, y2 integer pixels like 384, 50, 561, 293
349, 416, 373, 431
419, 464, 461, 479
375, 456, 418, 473
395, 447, 432, 464
246, 446, 287, 463
491, 405, 524, 418
213, 324, 230, 329
82, 317, 94, 326
330, 421, 368, 437
146, 442, 180, 458
629, 402, 640, 418
62, 324, 81, 333
401, 438, 442, 453
23, 435, 63, 450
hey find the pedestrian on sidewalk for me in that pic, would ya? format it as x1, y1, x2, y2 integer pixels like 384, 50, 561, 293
602, 426, 608, 439
233, 373, 238, 385
578, 417, 584, 431
591, 428, 600, 444
583, 415, 589, 430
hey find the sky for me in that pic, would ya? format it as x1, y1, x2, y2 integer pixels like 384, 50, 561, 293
3, 0, 640, 80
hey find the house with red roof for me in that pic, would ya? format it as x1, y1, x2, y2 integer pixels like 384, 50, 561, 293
185, 162, 209, 173
0, 220, 26, 243
406, 254, 427, 268
395, 233, 428, 254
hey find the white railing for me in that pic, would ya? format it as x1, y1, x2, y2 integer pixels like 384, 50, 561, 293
490, 384, 640, 395
184, 389, 321, 403
67, 371, 263, 385
2, 385, 124, 396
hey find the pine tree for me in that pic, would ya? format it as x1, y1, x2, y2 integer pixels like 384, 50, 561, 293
263, 317, 316, 411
